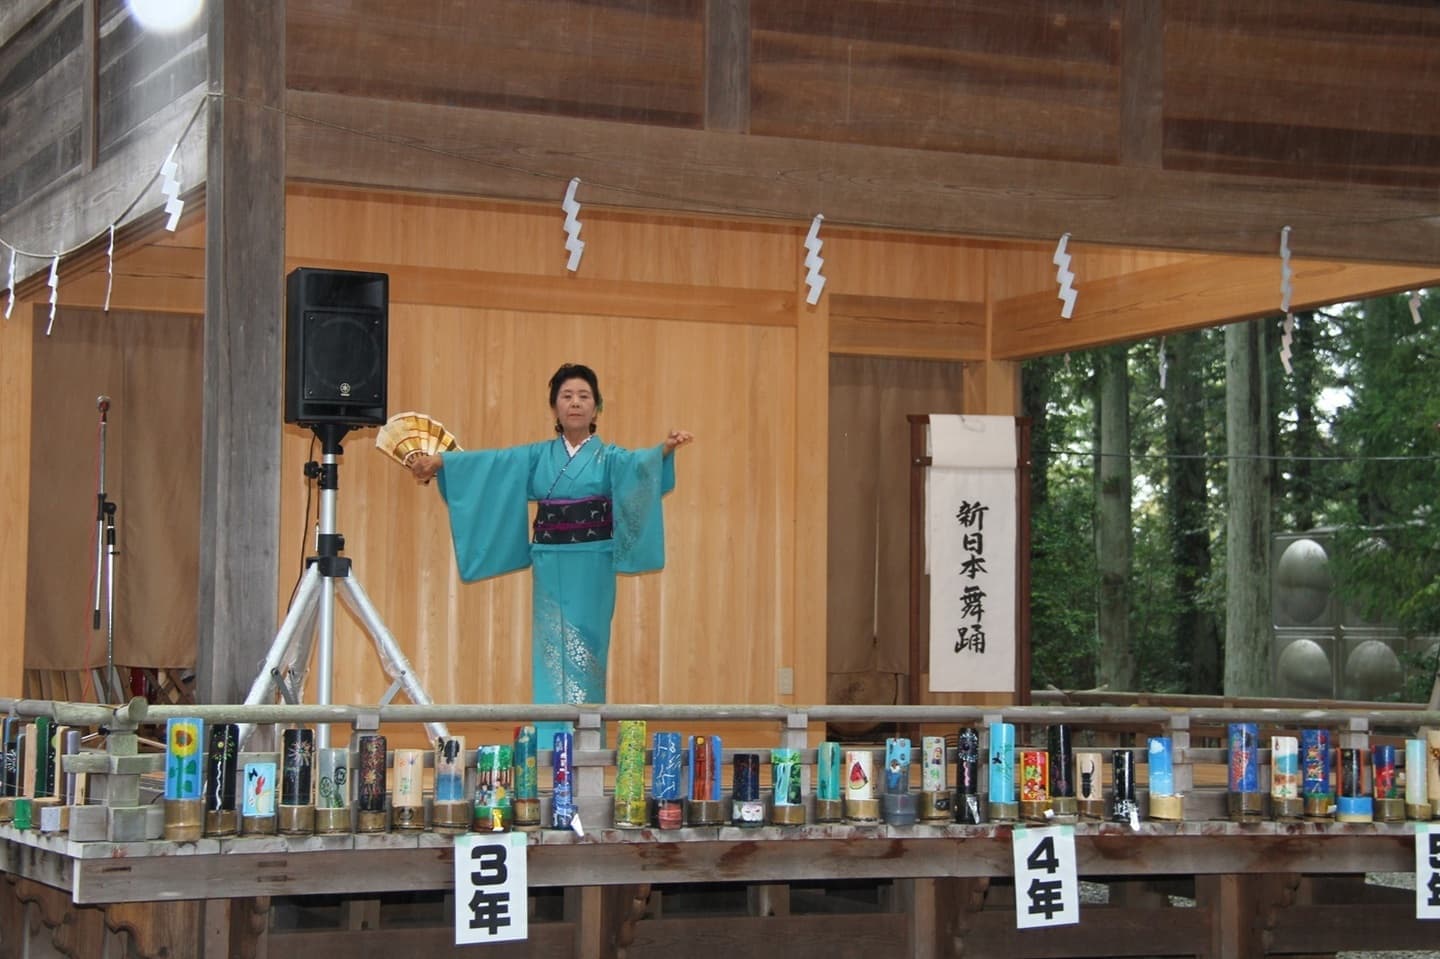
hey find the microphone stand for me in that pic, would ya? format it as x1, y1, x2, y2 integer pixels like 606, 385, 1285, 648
92, 396, 121, 703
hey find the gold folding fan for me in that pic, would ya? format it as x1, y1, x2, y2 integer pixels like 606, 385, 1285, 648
375, 410, 462, 467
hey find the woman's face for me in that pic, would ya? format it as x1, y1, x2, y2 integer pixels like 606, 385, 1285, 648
553, 377, 597, 432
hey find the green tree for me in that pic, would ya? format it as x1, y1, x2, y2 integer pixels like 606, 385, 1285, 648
1326, 291, 1440, 701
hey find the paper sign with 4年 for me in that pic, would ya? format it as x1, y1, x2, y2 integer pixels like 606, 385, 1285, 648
1418, 823, 1440, 920
455, 832, 528, 944
1012, 825, 1079, 929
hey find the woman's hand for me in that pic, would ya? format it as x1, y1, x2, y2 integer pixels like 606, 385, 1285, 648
662, 430, 694, 456
409, 452, 444, 483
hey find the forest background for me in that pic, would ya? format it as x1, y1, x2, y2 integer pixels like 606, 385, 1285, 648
1024, 289, 1440, 704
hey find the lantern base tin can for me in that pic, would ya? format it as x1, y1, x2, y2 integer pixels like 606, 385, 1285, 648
1336, 796, 1373, 823
240, 813, 277, 836
205, 808, 238, 837
1148, 795, 1183, 821
1227, 792, 1264, 822
844, 797, 880, 825
1271, 797, 1305, 821
431, 800, 471, 834
1019, 799, 1051, 822
732, 799, 766, 827
1304, 795, 1334, 819
163, 798, 204, 842
314, 808, 350, 834
513, 798, 542, 830
655, 799, 684, 830
988, 800, 1019, 822
613, 798, 649, 829
393, 804, 424, 831
277, 802, 314, 836
1407, 802, 1433, 821
687, 799, 726, 826
813, 798, 844, 823
1049, 796, 1078, 820
919, 791, 952, 822
0, 797, 15, 823
1373, 797, 1405, 823
955, 793, 985, 824
881, 793, 917, 826
1076, 798, 1106, 820
770, 803, 806, 826
356, 808, 388, 833
473, 805, 512, 833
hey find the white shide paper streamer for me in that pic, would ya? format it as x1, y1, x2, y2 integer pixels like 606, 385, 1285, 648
562, 177, 585, 272
1279, 226, 1294, 374
104, 224, 115, 312
4, 244, 14, 320
45, 253, 59, 336
161, 144, 185, 231
1053, 233, 1077, 319
803, 213, 826, 306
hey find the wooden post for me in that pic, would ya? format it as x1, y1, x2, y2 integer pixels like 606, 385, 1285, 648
196, 0, 287, 706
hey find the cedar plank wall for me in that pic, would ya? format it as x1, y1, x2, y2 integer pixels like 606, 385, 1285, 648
279, 190, 813, 744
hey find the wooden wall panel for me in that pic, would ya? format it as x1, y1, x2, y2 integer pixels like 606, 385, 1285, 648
825, 231, 988, 359
1164, 0, 1440, 188
94, 7, 205, 158
287, 0, 704, 127
281, 193, 802, 735
0, 0, 84, 212
750, 0, 1123, 164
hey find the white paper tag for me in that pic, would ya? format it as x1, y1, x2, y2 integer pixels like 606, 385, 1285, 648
455, 832, 529, 944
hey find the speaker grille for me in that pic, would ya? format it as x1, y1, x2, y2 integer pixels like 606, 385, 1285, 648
303, 311, 385, 403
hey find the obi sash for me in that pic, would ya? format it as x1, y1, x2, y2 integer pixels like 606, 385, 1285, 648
534, 496, 613, 544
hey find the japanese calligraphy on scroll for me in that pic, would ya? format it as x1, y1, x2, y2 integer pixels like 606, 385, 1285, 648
926, 415, 1017, 693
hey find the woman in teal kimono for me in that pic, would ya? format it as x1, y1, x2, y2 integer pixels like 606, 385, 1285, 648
410, 364, 692, 734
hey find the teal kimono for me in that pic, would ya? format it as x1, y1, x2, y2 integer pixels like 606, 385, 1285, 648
436, 437, 675, 727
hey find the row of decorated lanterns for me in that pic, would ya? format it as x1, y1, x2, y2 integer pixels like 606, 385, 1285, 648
152, 719, 1440, 840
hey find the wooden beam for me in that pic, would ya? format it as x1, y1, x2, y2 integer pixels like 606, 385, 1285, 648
197, 0, 286, 706
1119, 0, 1164, 168
55, 828, 1419, 903
705, 0, 749, 134
992, 256, 1440, 360
285, 90, 1440, 266
829, 294, 985, 360
285, 256, 794, 328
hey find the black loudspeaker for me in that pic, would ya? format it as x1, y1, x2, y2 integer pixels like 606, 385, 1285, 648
284, 267, 388, 427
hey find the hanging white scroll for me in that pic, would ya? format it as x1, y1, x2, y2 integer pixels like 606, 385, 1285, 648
926, 415, 1017, 693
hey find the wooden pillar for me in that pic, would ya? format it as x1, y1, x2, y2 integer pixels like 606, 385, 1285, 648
793, 232, 829, 706
0, 303, 32, 698
961, 359, 1019, 417
196, 0, 286, 706
1198, 874, 1261, 959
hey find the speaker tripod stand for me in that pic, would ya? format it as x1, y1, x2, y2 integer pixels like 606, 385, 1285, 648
241, 424, 448, 749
